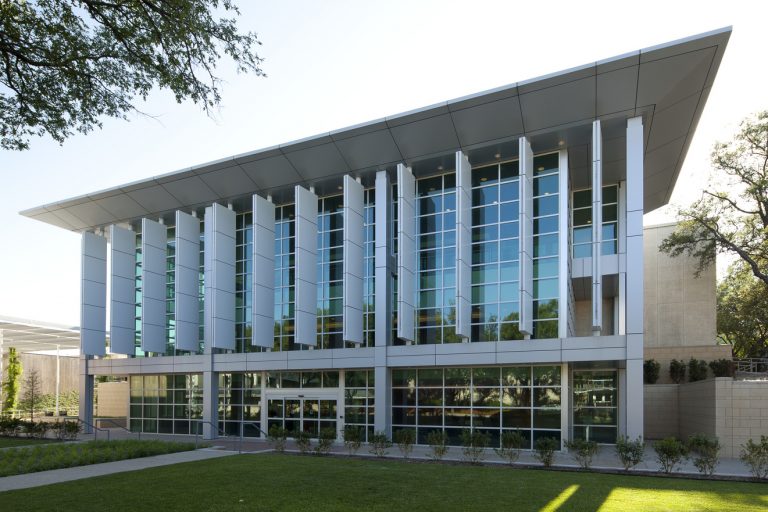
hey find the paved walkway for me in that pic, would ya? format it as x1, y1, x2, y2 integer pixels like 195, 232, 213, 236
0, 448, 235, 492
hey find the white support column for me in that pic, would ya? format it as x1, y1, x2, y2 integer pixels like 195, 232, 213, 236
175, 211, 201, 351
373, 170, 392, 434
518, 138, 534, 338
78, 355, 94, 433
592, 120, 603, 334
558, 150, 570, 339
625, 116, 644, 440
295, 185, 318, 346
141, 218, 167, 353
455, 151, 472, 340
109, 225, 136, 355
343, 175, 365, 345
252, 195, 276, 348
204, 204, 236, 350
81, 232, 107, 356
618, 183, 627, 335
396, 164, 416, 343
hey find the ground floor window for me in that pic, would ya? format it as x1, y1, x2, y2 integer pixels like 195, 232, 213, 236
343, 370, 375, 442
572, 370, 617, 443
129, 374, 203, 434
218, 373, 261, 437
391, 365, 561, 447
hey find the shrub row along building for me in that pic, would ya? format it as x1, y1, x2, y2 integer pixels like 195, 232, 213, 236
21, 28, 731, 446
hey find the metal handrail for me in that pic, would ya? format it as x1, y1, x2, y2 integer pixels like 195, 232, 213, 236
238, 422, 269, 454
194, 420, 230, 449
734, 358, 768, 374
77, 418, 110, 441
97, 418, 141, 440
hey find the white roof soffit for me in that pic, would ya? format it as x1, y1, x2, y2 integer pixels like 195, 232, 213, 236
0, 316, 81, 352
21, 27, 731, 231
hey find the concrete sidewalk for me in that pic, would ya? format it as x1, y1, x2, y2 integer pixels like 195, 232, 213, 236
0, 448, 236, 492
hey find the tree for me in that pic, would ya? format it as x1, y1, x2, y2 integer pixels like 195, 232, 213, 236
1, 0, 264, 150
660, 111, 768, 286
21, 369, 43, 421
1, 347, 22, 413
717, 261, 768, 357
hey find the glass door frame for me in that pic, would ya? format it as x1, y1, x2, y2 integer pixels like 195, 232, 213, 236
263, 388, 343, 440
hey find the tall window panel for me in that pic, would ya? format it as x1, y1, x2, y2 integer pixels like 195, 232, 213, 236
344, 370, 375, 441
391, 184, 399, 343
218, 372, 262, 437
573, 370, 617, 443
134, 233, 142, 357
532, 153, 560, 339
198, 219, 205, 352
572, 185, 619, 258
470, 162, 523, 342
273, 205, 296, 350
415, 173, 458, 344
363, 189, 376, 347
129, 374, 203, 434
235, 211, 257, 353
165, 226, 176, 355
317, 195, 344, 349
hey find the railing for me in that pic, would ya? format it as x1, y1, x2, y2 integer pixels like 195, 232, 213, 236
194, 420, 231, 449
734, 358, 768, 374
77, 418, 111, 441
238, 422, 269, 454
97, 418, 141, 440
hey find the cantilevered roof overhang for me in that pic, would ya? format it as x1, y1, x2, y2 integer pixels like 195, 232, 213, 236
0, 316, 81, 352
21, 27, 731, 231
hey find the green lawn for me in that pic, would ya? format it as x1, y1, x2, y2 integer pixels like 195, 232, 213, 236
1, 453, 766, 511
0, 437, 56, 449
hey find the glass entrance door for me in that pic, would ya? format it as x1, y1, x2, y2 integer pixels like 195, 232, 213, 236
267, 397, 337, 438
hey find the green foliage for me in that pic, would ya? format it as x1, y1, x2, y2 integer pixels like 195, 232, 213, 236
426, 430, 449, 461
654, 437, 688, 474
393, 428, 415, 459
644, 360, 660, 384
565, 438, 598, 469
669, 359, 686, 384
267, 424, 287, 453
495, 430, 525, 464
342, 426, 363, 455
709, 359, 735, 377
717, 261, 768, 357
2, 348, 22, 412
24, 420, 49, 439
18, 390, 79, 415
0, 0, 265, 150
314, 428, 335, 456
52, 420, 81, 441
688, 358, 709, 382
460, 430, 490, 464
294, 431, 312, 455
615, 435, 645, 471
20, 369, 43, 421
687, 433, 720, 476
368, 431, 391, 457
740, 436, 768, 479
534, 437, 559, 468
0, 439, 195, 477
0, 416, 23, 437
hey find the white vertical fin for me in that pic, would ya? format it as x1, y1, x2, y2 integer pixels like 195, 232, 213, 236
455, 151, 472, 339
343, 175, 365, 345
109, 225, 136, 355
81, 232, 107, 356
295, 185, 318, 346
175, 211, 200, 351
518, 138, 534, 337
252, 195, 276, 348
141, 218, 167, 353
396, 164, 416, 343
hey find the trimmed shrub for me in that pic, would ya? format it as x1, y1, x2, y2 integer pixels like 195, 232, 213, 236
294, 431, 312, 454
565, 438, 598, 469
615, 435, 645, 471
314, 427, 335, 456
687, 433, 720, 476
394, 428, 416, 459
688, 358, 708, 382
460, 430, 490, 464
654, 437, 688, 473
25, 421, 49, 439
740, 436, 768, 479
644, 359, 660, 384
495, 430, 526, 464
368, 431, 391, 457
342, 426, 363, 455
0, 417, 23, 437
426, 430, 449, 461
709, 359, 735, 378
267, 425, 287, 453
669, 359, 686, 384
534, 437, 559, 468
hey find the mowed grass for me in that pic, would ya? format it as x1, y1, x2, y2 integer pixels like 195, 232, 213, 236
1, 453, 767, 511
0, 437, 57, 449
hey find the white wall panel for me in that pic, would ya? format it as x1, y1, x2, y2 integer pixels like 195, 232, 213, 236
81, 232, 107, 356
109, 225, 136, 355
175, 211, 200, 351
252, 194, 276, 348
295, 186, 318, 346
592, 120, 603, 333
343, 175, 364, 345
397, 164, 416, 342
141, 218, 167, 353
518, 138, 534, 336
558, 151, 570, 339
374, 170, 392, 347
455, 151, 472, 339
204, 204, 236, 350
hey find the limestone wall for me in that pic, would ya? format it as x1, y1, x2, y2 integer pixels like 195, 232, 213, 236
95, 381, 129, 418
644, 384, 678, 439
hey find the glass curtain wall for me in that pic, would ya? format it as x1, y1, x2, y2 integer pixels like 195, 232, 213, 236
572, 185, 619, 258
363, 189, 376, 347
218, 372, 261, 436
572, 370, 618, 443
134, 232, 142, 356
165, 225, 176, 355
317, 195, 344, 349
344, 370, 375, 441
470, 162, 522, 342
532, 153, 560, 339
129, 374, 203, 434
235, 211, 256, 353
273, 205, 296, 350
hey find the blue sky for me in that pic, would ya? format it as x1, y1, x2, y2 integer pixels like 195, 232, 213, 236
1, 0, 765, 326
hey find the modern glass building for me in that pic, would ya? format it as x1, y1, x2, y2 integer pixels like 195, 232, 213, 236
21, 28, 730, 447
